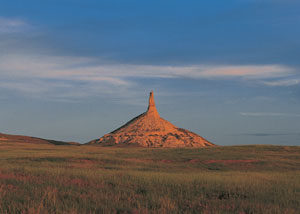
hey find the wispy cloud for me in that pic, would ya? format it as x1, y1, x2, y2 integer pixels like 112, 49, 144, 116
0, 17, 29, 33
0, 52, 297, 101
0, 54, 293, 80
240, 112, 300, 117
194, 65, 292, 79
261, 79, 300, 86
239, 133, 300, 137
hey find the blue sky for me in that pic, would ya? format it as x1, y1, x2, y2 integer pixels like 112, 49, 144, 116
0, 0, 300, 145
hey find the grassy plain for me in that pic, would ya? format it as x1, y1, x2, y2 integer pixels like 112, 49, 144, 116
0, 143, 299, 213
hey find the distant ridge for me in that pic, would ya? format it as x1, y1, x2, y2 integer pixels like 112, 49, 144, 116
0, 132, 79, 146
87, 91, 215, 147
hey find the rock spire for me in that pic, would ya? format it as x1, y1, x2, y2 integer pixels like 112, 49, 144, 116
146, 91, 159, 117
87, 91, 215, 147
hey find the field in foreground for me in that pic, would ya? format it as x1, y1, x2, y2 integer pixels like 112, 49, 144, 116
0, 144, 299, 214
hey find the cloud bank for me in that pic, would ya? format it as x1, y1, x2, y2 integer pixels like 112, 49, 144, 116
0, 17, 298, 102
0, 52, 297, 101
0, 53, 296, 100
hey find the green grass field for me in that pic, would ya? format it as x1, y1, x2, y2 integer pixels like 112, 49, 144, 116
0, 143, 299, 213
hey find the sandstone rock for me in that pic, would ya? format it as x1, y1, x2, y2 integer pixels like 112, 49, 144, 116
87, 91, 215, 147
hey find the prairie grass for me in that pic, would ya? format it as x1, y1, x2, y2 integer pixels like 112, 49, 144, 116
0, 143, 299, 213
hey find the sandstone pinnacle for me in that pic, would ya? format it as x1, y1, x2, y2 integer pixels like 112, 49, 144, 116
87, 91, 215, 147
147, 90, 159, 117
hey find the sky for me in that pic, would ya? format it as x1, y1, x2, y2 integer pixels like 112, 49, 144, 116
0, 0, 300, 145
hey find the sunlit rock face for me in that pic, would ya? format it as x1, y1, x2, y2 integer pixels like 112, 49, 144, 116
87, 91, 215, 147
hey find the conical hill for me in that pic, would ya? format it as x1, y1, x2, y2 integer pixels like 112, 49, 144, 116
87, 91, 215, 147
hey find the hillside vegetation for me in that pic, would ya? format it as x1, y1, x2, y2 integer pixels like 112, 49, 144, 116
0, 133, 79, 145
0, 143, 299, 213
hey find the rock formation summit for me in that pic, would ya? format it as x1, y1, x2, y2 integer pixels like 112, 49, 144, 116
87, 91, 214, 147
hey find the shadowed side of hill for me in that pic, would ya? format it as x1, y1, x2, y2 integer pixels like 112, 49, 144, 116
0, 133, 80, 146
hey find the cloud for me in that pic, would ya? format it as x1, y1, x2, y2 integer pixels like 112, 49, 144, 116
0, 53, 297, 101
0, 54, 141, 102
193, 65, 292, 79
261, 79, 300, 86
0, 54, 293, 80
0, 54, 131, 85
0, 17, 29, 33
240, 112, 300, 117
236, 132, 300, 137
